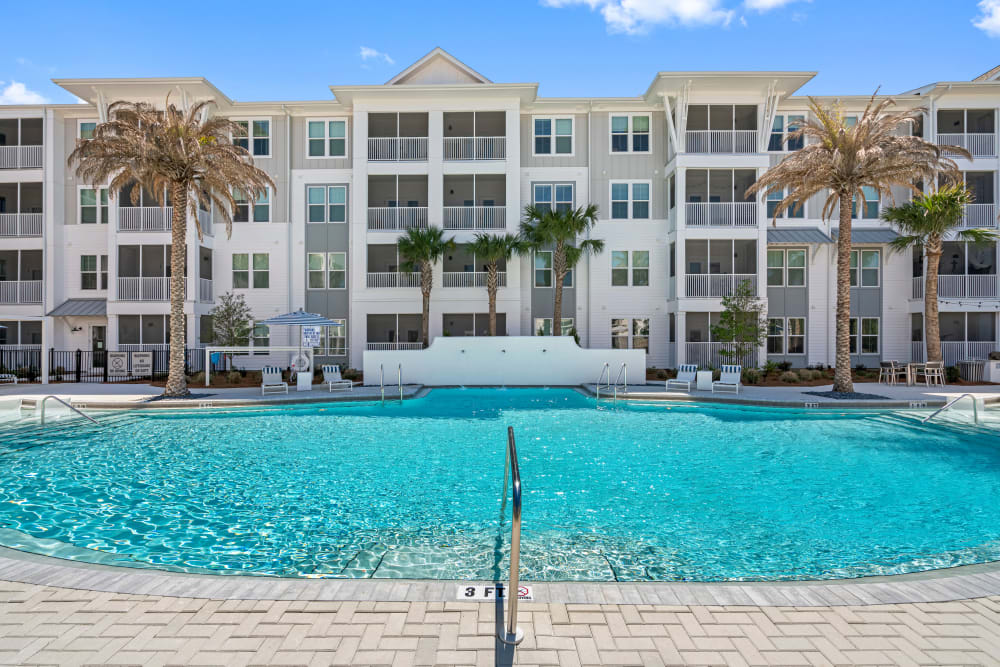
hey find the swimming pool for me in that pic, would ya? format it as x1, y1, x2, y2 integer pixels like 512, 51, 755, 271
2, 388, 999, 581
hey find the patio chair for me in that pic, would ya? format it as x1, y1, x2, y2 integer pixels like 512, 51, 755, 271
261, 366, 288, 395
878, 361, 894, 384
322, 364, 357, 392
919, 361, 946, 387
666, 364, 698, 392
713, 365, 742, 394
0, 374, 18, 385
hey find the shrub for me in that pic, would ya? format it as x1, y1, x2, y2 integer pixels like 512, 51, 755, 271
989, 351, 1000, 361
226, 370, 242, 384
762, 360, 779, 377
777, 361, 793, 372
655, 369, 668, 380
712, 369, 721, 381
742, 368, 761, 385
780, 371, 800, 383
190, 371, 205, 385
946, 365, 961, 383
342, 368, 361, 381
797, 368, 821, 381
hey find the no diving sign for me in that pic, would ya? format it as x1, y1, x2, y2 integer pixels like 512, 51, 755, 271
457, 584, 533, 601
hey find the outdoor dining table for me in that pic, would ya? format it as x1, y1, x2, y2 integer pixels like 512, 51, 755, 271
906, 362, 926, 386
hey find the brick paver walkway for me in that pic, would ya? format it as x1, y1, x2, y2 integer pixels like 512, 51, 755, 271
3, 580, 1000, 666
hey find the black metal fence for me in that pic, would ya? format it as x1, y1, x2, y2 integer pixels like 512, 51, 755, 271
0, 348, 206, 383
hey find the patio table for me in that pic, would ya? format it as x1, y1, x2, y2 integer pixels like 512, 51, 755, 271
906, 362, 926, 386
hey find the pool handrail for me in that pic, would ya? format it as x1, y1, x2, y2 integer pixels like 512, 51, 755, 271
379, 363, 385, 406
498, 425, 524, 646
596, 362, 611, 400
397, 363, 403, 402
615, 362, 628, 397
923, 392, 982, 424
38, 395, 98, 425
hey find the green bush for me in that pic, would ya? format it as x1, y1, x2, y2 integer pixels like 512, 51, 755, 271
190, 371, 205, 384
655, 369, 668, 380
777, 361, 793, 372
226, 370, 242, 384
946, 366, 961, 383
797, 368, 820, 381
742, 368, 761, 385
342, 368, 361, 381
762, 360, 779, 377
780, 370, 800, 383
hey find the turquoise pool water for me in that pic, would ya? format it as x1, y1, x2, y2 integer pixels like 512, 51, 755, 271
1, 388, 999, 581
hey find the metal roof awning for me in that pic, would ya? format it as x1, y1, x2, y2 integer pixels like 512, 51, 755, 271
47, 299, 107, 317
830, 227, 900, 244
766, 227, 834, 244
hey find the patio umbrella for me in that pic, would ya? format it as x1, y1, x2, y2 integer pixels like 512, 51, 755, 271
259, 309, 341, 372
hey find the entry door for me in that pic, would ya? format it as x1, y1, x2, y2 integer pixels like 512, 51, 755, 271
91, 325, 106, 368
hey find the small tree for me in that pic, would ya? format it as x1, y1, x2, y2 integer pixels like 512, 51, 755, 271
210, 292, 253, 371
710, 280, 767, 366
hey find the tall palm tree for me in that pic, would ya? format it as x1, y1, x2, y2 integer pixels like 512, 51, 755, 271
397, 226, 455, 347
885, 184, 996, 363
467, 233, 526, 336
746, 95, 965, 392
521, 205, 604, 336
69, 100, 273, 397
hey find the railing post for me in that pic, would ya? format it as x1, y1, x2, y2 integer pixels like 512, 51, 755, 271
75, 349, 82, 383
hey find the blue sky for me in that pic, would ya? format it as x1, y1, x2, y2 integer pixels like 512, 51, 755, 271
1, 0, 998, 105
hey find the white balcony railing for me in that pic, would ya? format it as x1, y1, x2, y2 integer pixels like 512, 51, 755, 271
0, 280, 43, 304
941, 341, 997, 366
912, 276, 924, 299
685, 342, 758, 369
684, 274, 757, 298
910, 341, 925, 363
962, 203, 998, 228
685, 202, 758, 227
198, 278, 213, 302
119, 206, 173, 232
367, 207, 429, 231
367, 137, 428, 161
117, 276, 171, 301
0, 145, 43, 169
366, 272, 421, 288
442, 206, 506, 230
442, 271, 507, 288
443, 136, 506, 160
936, 133, 996, 158
936, 274, 998, 298
684, 130, 757, 154
119, 343, 171, 352
366, 342, 424, 351
0, 213, 43, 237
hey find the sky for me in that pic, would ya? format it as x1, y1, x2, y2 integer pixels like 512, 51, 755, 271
1, 0, 999, 105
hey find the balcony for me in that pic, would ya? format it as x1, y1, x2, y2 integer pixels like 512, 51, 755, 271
0, 182, 43, 236
119, 206, 173, 232
367, 207, 429, 231
199, 278, 213, 302
685, 202, 758, 227
684, 130, 757, 154
368, 174, 428, 230
936, 109, 996, 158
442, 111, 506, 160
443, 137, 506, 160
937, 133, 996, 158
442, 206, 506, 230
366, 313, 423, 350
442, 271, 506, 288
937, 274, 998, 298
961, 203, 997, 228
0, 118, 43, 169
684, 274, 757, 298
368, 112, 429, 161
117, 276, 171, 301
366, 272, 421, 288
685, 169, 758, 227
0, 146, 42, 169
0, 213, 42, 237
443, 174, 506, 230
0, 280, 42, 304
683, 105, 758, 154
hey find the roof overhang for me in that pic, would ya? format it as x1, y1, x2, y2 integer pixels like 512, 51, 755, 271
51, 77, 233, 109
329, 83, 538, 107
644, 71, 816, 103
831, 227, 900, 244
766, 227, 834, 244
47, 298, 107, 317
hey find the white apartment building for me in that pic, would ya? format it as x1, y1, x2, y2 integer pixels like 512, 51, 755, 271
1, 49, 999, 379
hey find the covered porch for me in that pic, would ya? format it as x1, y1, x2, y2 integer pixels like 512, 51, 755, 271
366, 314, 424, 350
0, 249, 43, 304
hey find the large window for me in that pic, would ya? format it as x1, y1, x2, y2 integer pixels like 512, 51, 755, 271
611, 317, 649, 353
850, 317, 879, 354
252, 323, 270, 351
307, 185, 347, 223
307, 119, 347, 158
533, 117, 573, 156
232, 119, 270, 157
309, 252, 346, 289
610, 182, 650, 220
532, 183, 574, 214
610, 114, 650, 153
851, 186, 880, 219
849, 250, 880, 287
766, 187, 804, 218
534, 251, 572, 287
233, 253, 269, 289
80, 255, 108, 290
314, 320, 347, 356
234, 188, 271, 223
611, 250, 649, 286
768, 114, 805, 151
79, 188, 109, 224
766, 249, 806, 286
768, 317, 805, 354
534, 318, 574, 336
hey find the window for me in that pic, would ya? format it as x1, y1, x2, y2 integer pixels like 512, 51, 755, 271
849, 250, 880, 287
610, 182, 650, 220
328, 252, 346, 288
307, 253, 325, 289
850, 317, 879, 354
307, 119, 347, 158
852, 186, 879, 219
612, 317, 650, 353
252, 323, 270, 350
232, 254, 249, 288
768, 317, 806, 354
307, 185, 347, 223
787, 317, 805, 354
234, 188, 271, 223
79, 121, 96, 140
79, 188, 109, 224
768, 114, 805, 151
252, 253, 269, 288
766, 249, 806, 286
534, 318, 574, 336
232, 119, 270, 156
767, 318, 784, 353
533, 117, 573, 155
532, 183, 574, 214
314, 320, 347, 356
610, 114, 650, 153
533, 251, 572, 287
80, 255, 108, 290
611, 250, 649, 286
766, 187, 804, 218
233, 253, 269, 289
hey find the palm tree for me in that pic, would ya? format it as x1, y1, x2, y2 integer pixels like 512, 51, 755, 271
467, 233, 526, 336
521, 205, 604, 336
746, 95, 965, 392
885, 184, 997, 363
69, 100, 273, 397
397, 226, 456, 347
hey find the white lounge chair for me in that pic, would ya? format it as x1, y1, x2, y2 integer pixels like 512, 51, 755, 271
261, 366, 288, 395
666, 364, 697, 392
322, 364, 357, 392
0, 374, 18, 385
713, 365, 742, 394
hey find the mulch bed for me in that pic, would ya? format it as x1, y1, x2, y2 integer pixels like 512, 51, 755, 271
802, 390, 891, 401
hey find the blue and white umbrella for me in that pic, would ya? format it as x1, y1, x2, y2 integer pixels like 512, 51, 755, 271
260, 309, 341, 370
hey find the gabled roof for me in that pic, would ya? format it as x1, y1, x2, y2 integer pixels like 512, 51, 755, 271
973, 65, 1000, 82
386, 47, 491, 86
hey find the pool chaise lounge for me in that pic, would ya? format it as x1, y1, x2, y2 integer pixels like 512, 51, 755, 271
666, 364, 697, 392
260, 366, 288, 395
322, 364, 358, 392
713, 365, 742, 394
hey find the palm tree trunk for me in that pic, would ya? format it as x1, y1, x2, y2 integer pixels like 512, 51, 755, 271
420, 264, 432, 348
487, 263, 498, 336
924, 239, 942, 362
552, 241, 566, 336
164, 183, 189, 397
833, 192, 855, 393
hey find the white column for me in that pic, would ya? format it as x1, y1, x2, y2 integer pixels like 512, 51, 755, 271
427, 110, 444, 228
40, 317, 51, 384
675, 311, 687, 366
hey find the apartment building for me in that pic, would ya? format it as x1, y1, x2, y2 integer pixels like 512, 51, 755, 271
1, 49, 998, 378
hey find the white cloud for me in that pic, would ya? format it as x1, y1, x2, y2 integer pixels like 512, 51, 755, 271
974, 0, 1000, 37
744, 0, 802, 10
542, 0, 734, 33
0, 80, 49, 105
359, 46, 395, 65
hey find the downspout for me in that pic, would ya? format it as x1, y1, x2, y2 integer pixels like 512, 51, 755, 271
586, 101, 593, 348
283, 105, 292, 317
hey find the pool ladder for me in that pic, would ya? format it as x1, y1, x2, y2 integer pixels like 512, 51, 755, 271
595, 362, 628, 402
379, 363, 403, 406
922, 393, 985, 425
24, 395, 99, 425
498, 426, 524, 646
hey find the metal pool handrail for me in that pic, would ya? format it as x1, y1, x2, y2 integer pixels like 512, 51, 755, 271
397, 363, 403, 402
498, 425, 524, 646
923, 393, 982, 424
615, 362, 628, 396
596, 362, 610, 400
39, 395, 98, 425
379, 364, 385, 406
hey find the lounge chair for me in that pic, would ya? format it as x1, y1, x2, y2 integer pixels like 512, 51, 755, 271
261, 366, 288, 395
322, 364, 357, 392
713, 365, 742, 394
0, 374, 17, 385
666, 364, 698, 392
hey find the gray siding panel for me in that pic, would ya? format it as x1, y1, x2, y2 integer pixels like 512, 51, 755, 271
590, 111, 666, 220
766, 287, 809, 366
290, 117, 352, 170
520, 113, 588, 168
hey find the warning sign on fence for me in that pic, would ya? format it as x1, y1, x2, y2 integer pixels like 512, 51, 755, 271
131, 351, 152, 376
108, 352, 128, 377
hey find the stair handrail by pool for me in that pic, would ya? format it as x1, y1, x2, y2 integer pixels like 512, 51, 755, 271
596, 362, 611, 400
498, 425, 524, 646
379, 364, 385, 406
923, 392, 983, 425
38, 395, 98, 426
397, 363, 403, 402
615, 362, 628, 397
